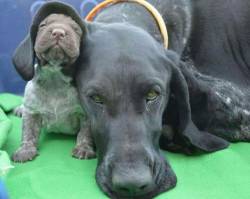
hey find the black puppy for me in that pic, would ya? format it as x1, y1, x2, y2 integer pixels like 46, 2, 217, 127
76, 0, 230, 198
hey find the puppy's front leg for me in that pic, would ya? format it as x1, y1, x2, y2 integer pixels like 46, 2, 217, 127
13, 105, 24, 117
12, 111, 41, 162
72, 120, 96, 159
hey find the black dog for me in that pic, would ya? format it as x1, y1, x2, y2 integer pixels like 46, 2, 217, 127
75, 0, 237, 198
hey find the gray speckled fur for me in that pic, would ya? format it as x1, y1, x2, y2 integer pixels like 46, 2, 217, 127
194, 70, 250, 141
24, 65, 84, 134
12, 64, 96, 162
180, 59, 250, 142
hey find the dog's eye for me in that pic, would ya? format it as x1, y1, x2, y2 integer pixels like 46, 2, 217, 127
71, 25, 82, 35
39, 23, 46, 28
90, 94, 105, 104
146, 89, 160, 102
73, 26, 80, 32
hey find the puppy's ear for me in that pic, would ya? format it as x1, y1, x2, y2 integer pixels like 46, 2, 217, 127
12, 2, 87, 81
12, 34, 35, 81
163, 50, 229, 153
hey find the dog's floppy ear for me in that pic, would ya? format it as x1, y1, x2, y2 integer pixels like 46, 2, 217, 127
12, 1, 87, 81
164, 50, 229, 153
12, 34, 35, 81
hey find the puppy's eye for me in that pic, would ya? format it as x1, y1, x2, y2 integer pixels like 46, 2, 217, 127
90, 94, 105, 104
70, 24, 81, 34
73, 26, 80, 31
146, 89, 160, 102
39, 23, 46, 28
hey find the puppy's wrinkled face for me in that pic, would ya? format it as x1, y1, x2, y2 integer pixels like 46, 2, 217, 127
34, 14, 82, 66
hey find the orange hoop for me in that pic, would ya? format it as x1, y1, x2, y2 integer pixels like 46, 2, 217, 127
85, 0, 169, 48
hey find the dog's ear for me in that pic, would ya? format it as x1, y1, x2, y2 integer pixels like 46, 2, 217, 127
12, 2, 87, 81
12, 34, 35, 81
163, 50, 229, 153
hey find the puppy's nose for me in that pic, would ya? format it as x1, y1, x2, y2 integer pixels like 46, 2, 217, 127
52, 28, 65, 39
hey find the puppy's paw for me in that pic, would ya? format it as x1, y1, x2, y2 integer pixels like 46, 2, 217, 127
12, 146, 38, 163
13, 105, 24, 117
72, 145, 96, 159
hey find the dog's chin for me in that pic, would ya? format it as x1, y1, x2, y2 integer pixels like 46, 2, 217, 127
37, 44, 78, 66
48, 45, 66, 61
96, 160, 177, 199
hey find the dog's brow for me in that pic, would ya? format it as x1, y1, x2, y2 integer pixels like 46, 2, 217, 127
84, 84, 107, 96
45, 18, 57, 25
134, 77, 165, 89
46, 15, 67, 24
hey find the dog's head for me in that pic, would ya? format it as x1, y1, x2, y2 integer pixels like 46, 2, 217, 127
12, 2, 86, 80
77, 23, 229, 198
34, 13, 82, 66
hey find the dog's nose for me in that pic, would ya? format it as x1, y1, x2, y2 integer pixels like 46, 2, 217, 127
52, 28, 65, 39
112, 166, 154, 196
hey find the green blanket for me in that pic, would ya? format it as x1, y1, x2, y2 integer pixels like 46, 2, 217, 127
1, 94, 250, 199
0, 93, 22, 176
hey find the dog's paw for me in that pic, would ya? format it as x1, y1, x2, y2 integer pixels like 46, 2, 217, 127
72, 145, 96, 159
13, 106, 24, 117
12, 146, 38, 163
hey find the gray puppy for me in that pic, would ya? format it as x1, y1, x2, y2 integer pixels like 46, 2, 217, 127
12, 3, 95, 162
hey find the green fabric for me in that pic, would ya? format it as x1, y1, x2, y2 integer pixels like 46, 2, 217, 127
0, 93, 21, 176
2, 94, 250, 199
0, 93, 22, 112
0, 151, 14, 177
0, 108, 11, 147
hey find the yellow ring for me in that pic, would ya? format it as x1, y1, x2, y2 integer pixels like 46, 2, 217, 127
85, 0, 169, 49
